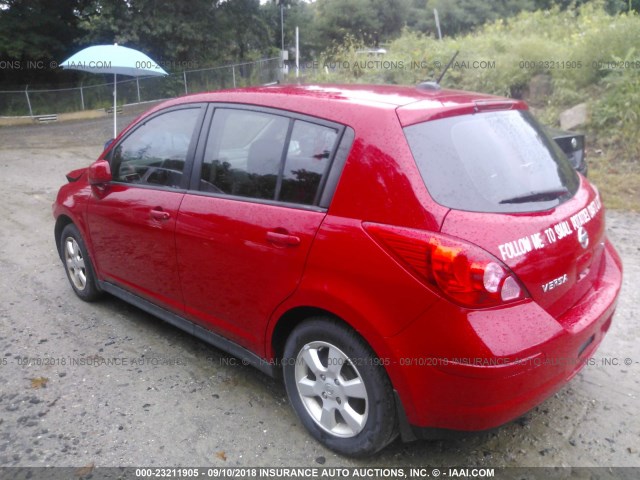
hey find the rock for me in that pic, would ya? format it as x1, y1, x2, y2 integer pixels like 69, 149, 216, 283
560, 103, 589, 130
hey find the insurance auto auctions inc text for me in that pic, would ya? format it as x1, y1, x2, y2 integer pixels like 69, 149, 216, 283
298, 60, 496, 71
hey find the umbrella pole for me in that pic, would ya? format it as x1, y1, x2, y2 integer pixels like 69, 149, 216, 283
113, 73, 117, 138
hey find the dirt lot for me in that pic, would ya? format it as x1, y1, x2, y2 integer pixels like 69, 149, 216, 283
0, 116, 639, 469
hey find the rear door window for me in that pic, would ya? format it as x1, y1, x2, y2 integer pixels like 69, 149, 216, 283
198, 108, 339, 207
404, 110, 579, 213
200, 109, 289, 200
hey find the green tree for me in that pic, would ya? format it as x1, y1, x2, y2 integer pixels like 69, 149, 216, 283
77, 0, 275, 67
407, 0, 536, 37
218, 0, 270, 61
314, 0, 409, 48
533, 0, 628, 13
262, 0, 320, 60
0, 0, 87, 84
78, 0, 224, 67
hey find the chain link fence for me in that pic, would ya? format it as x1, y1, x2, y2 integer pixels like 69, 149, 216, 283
0, 57, 281, 117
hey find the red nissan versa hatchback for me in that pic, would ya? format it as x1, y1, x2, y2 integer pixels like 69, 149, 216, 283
53, 84, 622, 456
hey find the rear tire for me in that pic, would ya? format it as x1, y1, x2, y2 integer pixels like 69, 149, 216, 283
283, 317, 398, 456
60, 224, 102, 302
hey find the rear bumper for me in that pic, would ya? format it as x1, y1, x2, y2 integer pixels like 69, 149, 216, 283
388, 239, 622, 434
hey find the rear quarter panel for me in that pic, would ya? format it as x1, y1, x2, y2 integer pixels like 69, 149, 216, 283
265, 104, 449, 390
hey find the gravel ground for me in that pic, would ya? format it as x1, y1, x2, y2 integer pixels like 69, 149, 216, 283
0, 116, 638, 470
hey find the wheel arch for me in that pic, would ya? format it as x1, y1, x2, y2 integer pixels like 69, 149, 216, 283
277, 307, 403, 454
54, 215, 74, 259
54, 209, 96, 271
267, 303, 406, 394
270, 306, 339, 365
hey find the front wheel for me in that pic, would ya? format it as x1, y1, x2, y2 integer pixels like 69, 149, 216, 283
283, 318, 398, 456
60, 224, 102, 302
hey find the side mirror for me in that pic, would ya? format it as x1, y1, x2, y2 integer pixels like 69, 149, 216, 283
88, 160, 112, 185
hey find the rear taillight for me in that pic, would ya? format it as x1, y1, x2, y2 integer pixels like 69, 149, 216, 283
364, 223, 528, 308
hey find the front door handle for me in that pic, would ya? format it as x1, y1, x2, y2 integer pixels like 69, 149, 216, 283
150, 208, 171, 221
266, 231, 301, 247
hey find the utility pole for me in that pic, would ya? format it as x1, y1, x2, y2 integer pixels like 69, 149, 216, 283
278, 0, 288, 78
434, 9, 442, 40
280, 0, 285, 53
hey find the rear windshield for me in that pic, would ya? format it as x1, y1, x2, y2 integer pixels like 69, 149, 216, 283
403, 110, 579, 213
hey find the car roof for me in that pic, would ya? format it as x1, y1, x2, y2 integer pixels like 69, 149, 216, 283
136, 83, 528, 128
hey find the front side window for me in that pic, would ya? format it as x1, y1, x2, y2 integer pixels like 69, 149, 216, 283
111, 108, 200, 188
199, 108, 339, 206
404, 110, 579, 213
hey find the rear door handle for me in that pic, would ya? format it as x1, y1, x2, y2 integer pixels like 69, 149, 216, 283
150, 208, 171, 221
266, 231, 301, 247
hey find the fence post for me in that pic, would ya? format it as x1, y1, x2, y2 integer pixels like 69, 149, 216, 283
183, 71, 188, 95
136, 77, 141, 103
232, 65, 236, 88
80, 81, 85, 110
296, 26, 299, 78
24, 85, 33, 117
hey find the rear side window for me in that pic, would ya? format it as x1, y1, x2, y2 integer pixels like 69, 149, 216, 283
199, 108, 339, 206
281, 121, 337, 204
404, 110, 579, 213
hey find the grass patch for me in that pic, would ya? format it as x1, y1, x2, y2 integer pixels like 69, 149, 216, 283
588, 154, 640, 211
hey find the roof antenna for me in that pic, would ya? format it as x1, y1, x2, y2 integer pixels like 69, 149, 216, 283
417, 50, 459, 91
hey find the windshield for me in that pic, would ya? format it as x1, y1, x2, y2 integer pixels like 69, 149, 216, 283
404, 110, 579, 213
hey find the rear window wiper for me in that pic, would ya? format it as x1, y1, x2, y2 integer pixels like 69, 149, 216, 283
499, 187, 569, 204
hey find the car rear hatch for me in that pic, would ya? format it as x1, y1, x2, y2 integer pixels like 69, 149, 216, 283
440, 181, 605, 317
401, 105, 605, 317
